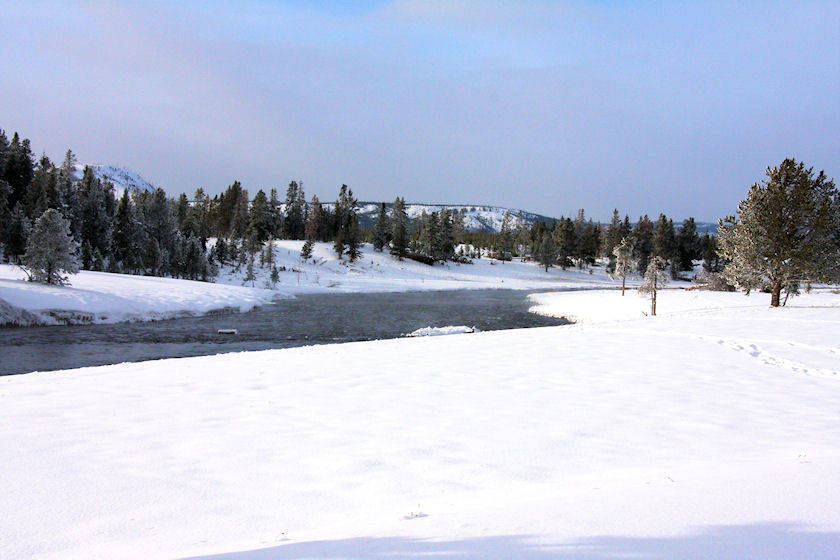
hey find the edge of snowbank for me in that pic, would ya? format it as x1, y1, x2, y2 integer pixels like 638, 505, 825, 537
0, 265, 283, 326
527, 287, 840, 324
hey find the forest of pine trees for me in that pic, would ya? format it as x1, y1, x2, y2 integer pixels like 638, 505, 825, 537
0, 127, 720, 286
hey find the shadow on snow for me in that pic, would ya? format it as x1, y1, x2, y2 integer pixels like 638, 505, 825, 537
181, 522, 840, 560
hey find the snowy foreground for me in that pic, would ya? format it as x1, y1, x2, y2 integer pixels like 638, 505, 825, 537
1, 240, 618, 325
2, 290, 839, 559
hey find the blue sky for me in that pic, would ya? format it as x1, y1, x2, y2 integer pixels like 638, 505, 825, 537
2, 0, 838, 221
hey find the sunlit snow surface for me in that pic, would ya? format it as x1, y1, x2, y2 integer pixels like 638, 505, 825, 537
407, 325, 476, 337
1, 290, 838, 559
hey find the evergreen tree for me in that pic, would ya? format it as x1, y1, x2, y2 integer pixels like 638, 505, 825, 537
631, 215, 654, 274
268, 188, 283, 238
4, 203, 31, 263
554, 217, 576, 269
305, 194, 323, 241
111, 189, 145, 274
718, 158, 840, 307
214, 181, 243, 237
248, 189, 273, 243
284, 180, 306, 239
214, 237, 228, 266
190, 188, 211, 248
612, 237, 635, 296
262, 236, 275, 267
0, 178, 10, 252
140, 188, 175, 271
243, 254, 256, 286
653, 214, 678, 279
580, 220, 600, 267
300, 238, 314, 261
638, 255, 667, 316
23, 209, 79, 285
653, 214, 676, 261
676, 217, 701, 271
604, 209, 622, 272
496, 211, 514, 261
346, 213, 361, 262
451, 209, 466, 246
175, 192, 190, 234
372, 202, 391, 251
3, 132, 34, 210
57, 150, 80, 241
701, 233, 721, 273
537, 231, 555, 272
231, 187, 250, 240
572, 209, 587, 267
420, 211, 440, 258
438, 209, 455, 260
0, 129, 8, 171
25, 154, 53, 219
143, 237, 162, 276
333, 185, 359, 261
78, 167, 112, 269
390, 196, 409, 260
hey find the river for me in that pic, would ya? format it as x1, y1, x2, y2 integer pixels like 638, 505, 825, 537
0, 289, 569, 375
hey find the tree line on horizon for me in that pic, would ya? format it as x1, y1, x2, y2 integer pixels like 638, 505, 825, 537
1, 127, 837, 307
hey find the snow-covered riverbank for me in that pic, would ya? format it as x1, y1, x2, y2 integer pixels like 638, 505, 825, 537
0, 240, 626, 326
1, 291, 838, 559
0, 265, 279, 326
528, 287, 840, 323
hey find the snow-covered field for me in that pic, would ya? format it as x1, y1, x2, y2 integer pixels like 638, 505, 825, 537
529, 287, 840, 323
2, 290, 838, 559
1, 241, 622, 325
219, 240, 620, 295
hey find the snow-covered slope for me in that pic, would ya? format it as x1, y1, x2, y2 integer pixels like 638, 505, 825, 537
355, 202, 552, 233
1, 291, 838, 559
73, 164, 158, 195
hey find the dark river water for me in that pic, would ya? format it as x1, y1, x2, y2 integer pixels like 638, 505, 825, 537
0, 289, 568, 375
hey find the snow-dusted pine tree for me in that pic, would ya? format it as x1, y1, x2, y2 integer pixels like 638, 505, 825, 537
243, 254, 256, 287
718, 159, 839, 307
23, 208, 79, 285
612, 237, 635, 296
300, 239, 314, 261
638, 255, 667, 316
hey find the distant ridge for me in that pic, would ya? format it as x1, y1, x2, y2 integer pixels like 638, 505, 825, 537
66, 164, 717, 234
355, 202, 554, 234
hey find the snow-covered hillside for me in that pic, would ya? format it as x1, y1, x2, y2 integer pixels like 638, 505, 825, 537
1, 290, 838, 559
355, 202, 551, 233
73, 164, 158, 195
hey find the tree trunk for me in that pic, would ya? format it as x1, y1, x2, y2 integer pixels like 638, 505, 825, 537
651, 275, 657, 316
770, 280, 781, 307
621, 276, 626, 296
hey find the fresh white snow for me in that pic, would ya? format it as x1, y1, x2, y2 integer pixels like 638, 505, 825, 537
73, 163, 158, 195
1, 289, 838, 559
217, 240, 621, 295
528, 287, 840, 324
0, 264, 278, 325
406, 325, 477, 337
